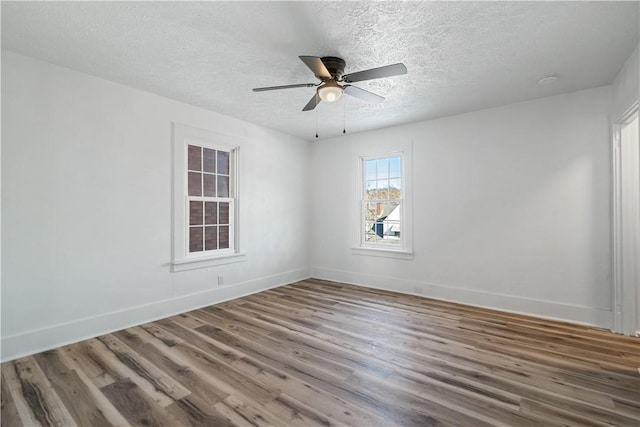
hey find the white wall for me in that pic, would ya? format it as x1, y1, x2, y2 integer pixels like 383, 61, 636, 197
1, 51, 310, 361
612, 44, 639, 121
310, 86, 613, 328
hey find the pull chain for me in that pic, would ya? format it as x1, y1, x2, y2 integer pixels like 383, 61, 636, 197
343, 96, 346, 134
315, 93, 319, 138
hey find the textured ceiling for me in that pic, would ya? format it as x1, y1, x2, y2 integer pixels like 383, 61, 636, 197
2, 1, 639, 141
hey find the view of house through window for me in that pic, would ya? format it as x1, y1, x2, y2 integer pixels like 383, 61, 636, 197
187, 144, 234, 254
362, 155, 402, 246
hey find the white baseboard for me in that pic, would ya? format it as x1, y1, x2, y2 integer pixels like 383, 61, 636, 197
310, 267, 614, 329
1, 268, 310, 362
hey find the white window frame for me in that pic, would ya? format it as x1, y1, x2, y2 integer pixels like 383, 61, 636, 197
353, 149, 413, 260
172, 123, 245, 271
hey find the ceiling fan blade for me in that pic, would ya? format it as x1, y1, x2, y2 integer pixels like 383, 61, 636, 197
302, 93, 320, 111
342, 63, 407, 83
344, 85, 385, 103
253, 83, 316, 92
299, 56, 331, 80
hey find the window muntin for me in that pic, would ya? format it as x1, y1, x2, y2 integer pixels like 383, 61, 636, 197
186, 144, 235, 256
362, 155, 403, 247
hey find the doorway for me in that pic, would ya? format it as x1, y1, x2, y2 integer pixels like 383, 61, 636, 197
613, 105, 640, 335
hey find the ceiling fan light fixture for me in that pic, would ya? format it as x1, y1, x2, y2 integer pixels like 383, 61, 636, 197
252, 55, 407, 112
318, 81, 343, 103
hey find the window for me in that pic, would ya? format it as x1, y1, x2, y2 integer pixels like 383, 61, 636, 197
362, 155, 403, 246
355, 150, 412, 259
172, 123, 244, 271
186, 145, 233, 254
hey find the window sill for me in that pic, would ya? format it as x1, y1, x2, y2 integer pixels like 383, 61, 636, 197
351, 247, 414, 260
172, 251, 247, 272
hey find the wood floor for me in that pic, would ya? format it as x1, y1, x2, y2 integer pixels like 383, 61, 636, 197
1, 279, 639, 427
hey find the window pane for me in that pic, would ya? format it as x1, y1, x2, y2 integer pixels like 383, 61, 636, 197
365, 180, 377, 199
205, 202, 218, 225
217, 176, 229, 198
377, 179, 389, 200
389, 180, 401, 200
365, 159, 377, 181
188, 172, 201, 196
389, 157, 401, 178
189, 201, 203, 226
217, 151, 229, 175
384, 204, 401, 241
364, 202, 379, 222
188, 145, 201, 171
385, 220, 401, 240
380, 202, 400, 218
203, 148, 216, 173
205, 226, 218, 251
376, 158, 389, 180
364, 222, 374, 237
203, 174, 216, 197
219, 202, 229, 224
219, 226, 229, 249
365, 221, 381, 243
189, 227, 203, 252
370, 222, 384, 241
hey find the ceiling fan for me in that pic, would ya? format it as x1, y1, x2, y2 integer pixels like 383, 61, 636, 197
252, 56, 407, 111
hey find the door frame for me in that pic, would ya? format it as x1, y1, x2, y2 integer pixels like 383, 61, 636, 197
612, 101, 639, 335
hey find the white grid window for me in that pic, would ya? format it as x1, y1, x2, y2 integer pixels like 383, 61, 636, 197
361, 154, 404, 248
172, 123, 242, 270
186, 144, 234, 254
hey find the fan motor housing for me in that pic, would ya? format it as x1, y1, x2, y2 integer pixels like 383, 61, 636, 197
321, 56, 346, 79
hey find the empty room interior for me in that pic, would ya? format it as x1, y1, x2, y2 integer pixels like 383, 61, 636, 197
2, 1, 640, 426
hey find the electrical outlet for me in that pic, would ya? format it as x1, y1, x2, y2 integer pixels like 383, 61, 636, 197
217, 275, 224, 286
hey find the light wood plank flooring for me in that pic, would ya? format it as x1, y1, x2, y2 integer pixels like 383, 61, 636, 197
2, 279, 639, 426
